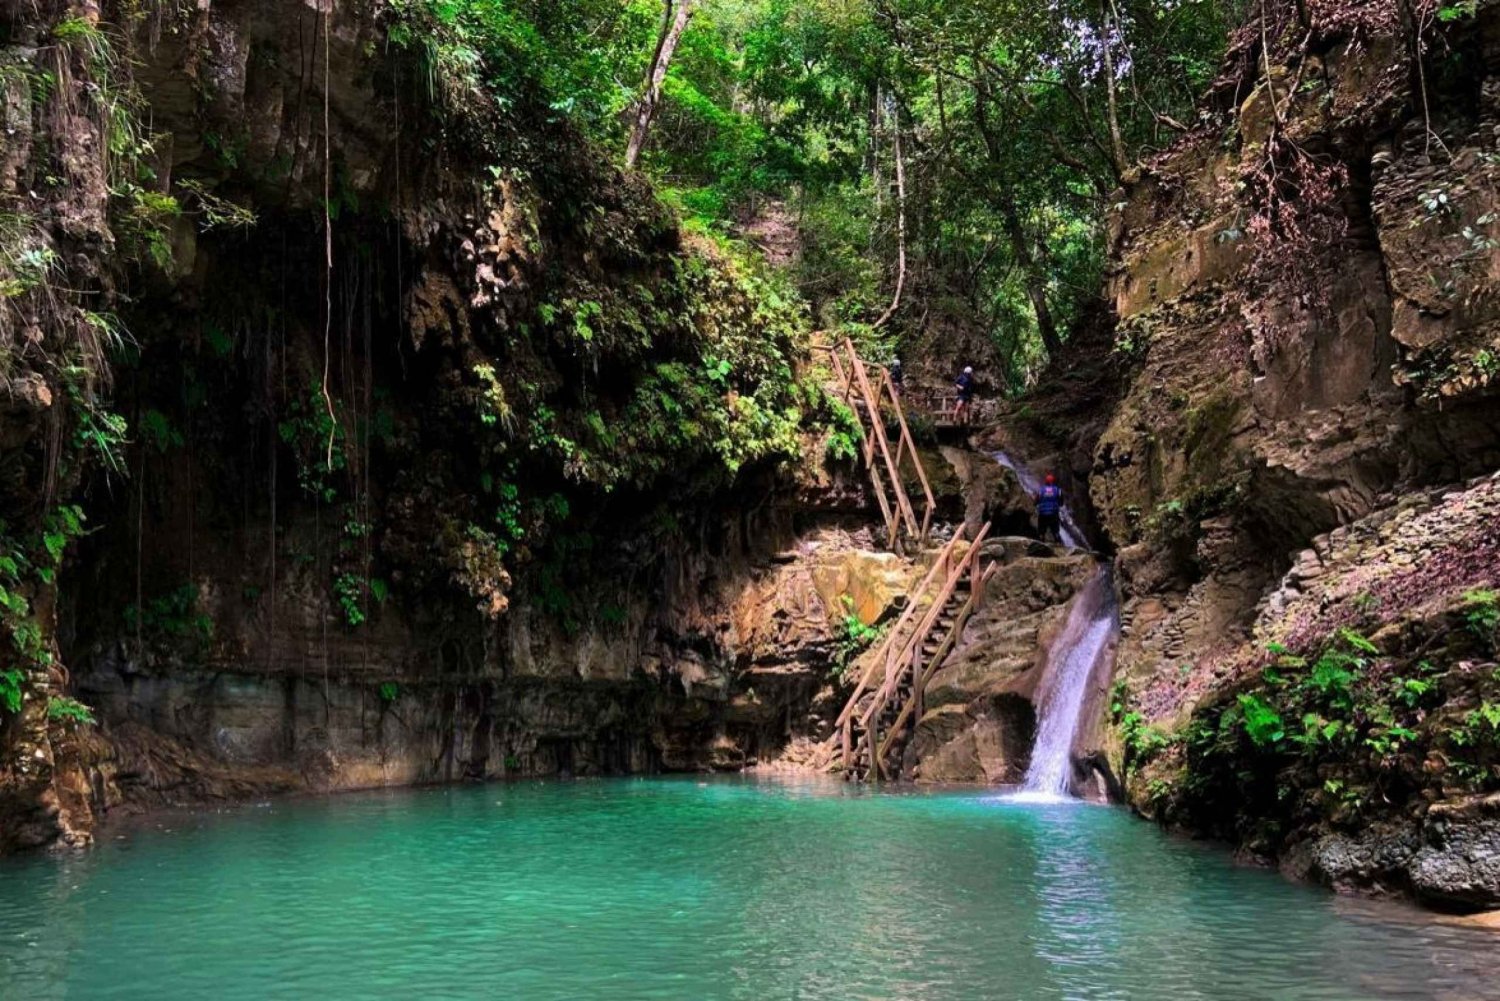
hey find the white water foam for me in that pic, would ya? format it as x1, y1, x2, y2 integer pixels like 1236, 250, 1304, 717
1017, 569, 1118, 799
997, 789, 1073, 806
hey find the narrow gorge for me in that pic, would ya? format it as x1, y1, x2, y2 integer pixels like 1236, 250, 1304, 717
2, 0, 1499, 995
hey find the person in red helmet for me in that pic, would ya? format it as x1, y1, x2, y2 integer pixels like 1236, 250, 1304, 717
1037, 472, 1064, 543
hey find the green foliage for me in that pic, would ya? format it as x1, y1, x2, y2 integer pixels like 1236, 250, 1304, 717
124, 583, 214, 644
1237, 693, 1285, 747
831, 595, 883, 679
381, 0, 1228, 379
0, 669, 22, 715
277, 391, 348, 502
46, 696, 96, 726
386, 0, 655, 132
203, 322, 234, 358
0, 506, 89, 712
1438, 0, 1479, 20
1449, 699, 1500, 787
70, 386, 129, 478
1463, 589, 1498, 644
824, 397, 861, 463
175, 179, 258, 232
0, 214, 59, 300
333, 573, 368, 627
1110, 681, 1175, 769
474, 468, 527, 560
139, 408, 184, 452
1166, 615, 1500, 841
472, 363, 515, 432
379, 681, 400, 704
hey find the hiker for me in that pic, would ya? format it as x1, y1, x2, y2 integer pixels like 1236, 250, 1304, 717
889, 357, 904, 395
953, 366, 975, 424
1037, 472, 1064, 544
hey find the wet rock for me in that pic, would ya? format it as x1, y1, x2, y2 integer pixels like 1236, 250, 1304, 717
1410, 794, 1500, 911
908, 695, 1034, 785
1302, 823, 1421, 896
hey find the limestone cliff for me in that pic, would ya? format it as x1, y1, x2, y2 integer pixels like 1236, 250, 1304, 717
0, 0, 861, 851
1075, 0, 1500, 909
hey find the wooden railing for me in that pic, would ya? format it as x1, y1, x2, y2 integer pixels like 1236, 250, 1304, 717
876, 560, 999, 767
818, 521, 994, 780
824, 337, 935, 550
902, 390, 994, 428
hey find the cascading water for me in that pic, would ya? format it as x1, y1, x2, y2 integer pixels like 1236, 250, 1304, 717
992, 451, 1085, 549
1015, 567, 1119, 801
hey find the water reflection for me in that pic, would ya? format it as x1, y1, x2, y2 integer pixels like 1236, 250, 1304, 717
0, 777, 1496, 1001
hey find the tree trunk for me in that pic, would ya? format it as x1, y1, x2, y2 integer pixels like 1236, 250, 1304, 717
625, 0, 696, 169
872, 117, 907, 329
999, 200, 1063, 357
1099, 1, 1129, 179
972, 80, 1063, 358
870, 83, 883, 212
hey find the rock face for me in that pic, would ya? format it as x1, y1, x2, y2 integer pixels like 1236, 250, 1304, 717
1071, 3, 1500, 909
907, 545, 1097, 784
0, 0, 854, 849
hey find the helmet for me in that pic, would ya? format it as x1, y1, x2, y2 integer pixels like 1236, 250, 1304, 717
963, 366, 973, 374
1044, 473, 1056, 485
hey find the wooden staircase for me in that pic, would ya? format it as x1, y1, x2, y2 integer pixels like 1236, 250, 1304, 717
817, 521, 998, 782
825, 337, 935, 551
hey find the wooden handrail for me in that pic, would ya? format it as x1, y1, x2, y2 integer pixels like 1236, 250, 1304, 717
843, 339, 920, 543
813, 526, 973, 774
855, 523, 991, 778
822, 522, 994, 779
830, 525, 970, 732
880, 366, 936, 541
826, 346, 900, 545
858, 521, 991, 732
814, 338, 933, 551
875, 561, 999, 766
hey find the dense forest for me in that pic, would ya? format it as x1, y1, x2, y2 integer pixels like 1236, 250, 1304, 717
387, 0, 1239, 383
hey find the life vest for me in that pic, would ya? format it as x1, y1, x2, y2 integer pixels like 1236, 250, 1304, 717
1038, 484, 1062, 515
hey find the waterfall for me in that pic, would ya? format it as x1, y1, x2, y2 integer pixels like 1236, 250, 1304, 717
1017, 568, 1118, 800
992, 451, 1085, 549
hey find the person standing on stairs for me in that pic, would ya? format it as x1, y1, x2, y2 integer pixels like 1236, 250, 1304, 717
953, 366, 975, 425
1037, 472, 1064, 544
889, 357, 904, 395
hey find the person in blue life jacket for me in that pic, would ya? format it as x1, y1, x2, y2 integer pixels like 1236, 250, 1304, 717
1037, 472, 1064, 543
953, 366, 975, 424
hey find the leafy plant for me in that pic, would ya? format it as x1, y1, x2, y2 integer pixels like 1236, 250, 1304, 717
139, 408, 184, 452
46, 696, 96, 725
124, 583, 214, 643
334, 573, 369, 627
1119, 710, 1175, 763
277, 390, 348, 502
0, 669, 22, 714
1237, 693, 1285, 747
1463, 589, 1498, 644
831, 595, 883, 679
175, 178, 258, 231
472, 363, 515, 432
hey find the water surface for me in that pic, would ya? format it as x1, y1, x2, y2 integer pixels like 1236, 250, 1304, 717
1, 776, 1495, 1000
